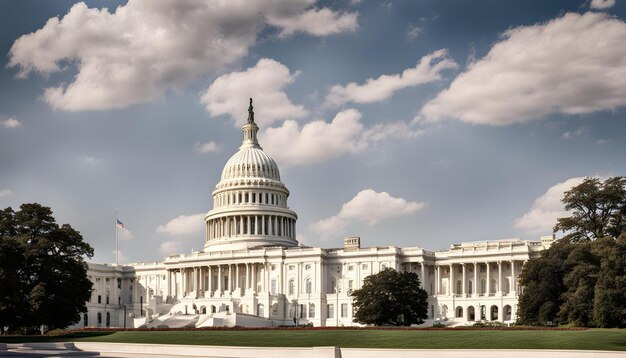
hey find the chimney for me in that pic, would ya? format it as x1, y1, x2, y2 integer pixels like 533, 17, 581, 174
344, 236, 361, 249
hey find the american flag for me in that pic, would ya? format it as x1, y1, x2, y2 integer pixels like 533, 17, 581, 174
116, 219, 125, 229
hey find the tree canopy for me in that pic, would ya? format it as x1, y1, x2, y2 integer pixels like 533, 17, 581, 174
351, 268, 428, 326
518, 177, 626, 327
0, 203, 94, 333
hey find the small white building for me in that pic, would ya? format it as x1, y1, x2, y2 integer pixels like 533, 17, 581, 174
73, 102, 552, 329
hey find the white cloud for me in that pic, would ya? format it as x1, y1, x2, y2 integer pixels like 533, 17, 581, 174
326, 50, 457, 106
419, 12, 626, 125
201, 58, 307, 127
0, 189, 12, 198
562, 126, 591, 139
156, 213, 205, 237
159, 240, 183, 257
1, 118, 21, 128
8, 1, 358, 112
117, 227, 134, 241
112, 250, 129, 264
590, 0, 615, 9
261, 109, 421, 167
406, 24, 422, 40
195, 141, 220, 154
312, 189, 425, 237
514, 177, 587, 234
266, 7, 358, 38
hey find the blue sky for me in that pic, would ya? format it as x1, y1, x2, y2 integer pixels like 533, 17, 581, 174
1, 0, 625, 263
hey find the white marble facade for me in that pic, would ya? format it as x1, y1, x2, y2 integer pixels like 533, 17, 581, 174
73, 102, 553, 329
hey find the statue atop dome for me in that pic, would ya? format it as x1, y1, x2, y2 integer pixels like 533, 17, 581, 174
247, 98, 254, 123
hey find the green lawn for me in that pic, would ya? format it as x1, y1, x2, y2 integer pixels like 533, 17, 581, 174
1, 329, 625, 351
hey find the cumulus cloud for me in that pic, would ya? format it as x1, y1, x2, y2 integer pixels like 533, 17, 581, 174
112, 250, 129, 264
419, 12, 626, 125
118, 227, 134, 241
195, 141, 220, 154
78, 155, 99, 165
326, 50, 457, 106
1, 118, 21, 128
201, 58, 308, 127
590, 0, 615, 9
261, 109, 421, 166
8, 1, 358, 112
0, 189, 12, 198
514, 177, 587, 234
159, 240, 183, 256
312, 189, 425, 237
156, 213, 205, 237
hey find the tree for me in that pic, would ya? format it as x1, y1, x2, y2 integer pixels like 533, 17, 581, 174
555, 177, 626, 243
351, 268, 428, 326
518, 177, 626, 327
0, 203, 94, 333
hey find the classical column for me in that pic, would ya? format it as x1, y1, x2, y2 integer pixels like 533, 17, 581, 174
279, 262, 284, 294
240, 216, 244, 235
218, 265, 222, 293
436, 265, 440, 295
228, 264, 233, 293
462, 264, 466, 296
253, 263, 257, 292
449, 263, 454, 296
247, 216, 251, 235
261, 215, 265, 235
235, 264, 240, 289
497, 261, 503, 295
511, 260, 516, 295
246, 263, 250, 290
486, 262, 491, 295
473, 263, 478, 297
208, 266, 212, 295
420, 263, 426, 293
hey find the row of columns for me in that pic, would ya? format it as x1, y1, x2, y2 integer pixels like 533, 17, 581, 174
214, 191, 285, 208
168, 263, 267, 298
207, 215, 295, 241
432, 260, 523, 297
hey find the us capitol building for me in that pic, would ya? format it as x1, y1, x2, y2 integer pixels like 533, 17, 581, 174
73, 101, 553, 329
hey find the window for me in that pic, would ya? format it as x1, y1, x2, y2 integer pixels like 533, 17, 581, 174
288, 265, 295, 271
305, 264, 311, 270
348, 265, 354, 271
330, 279, 336, 293
272, 303, 278, 314
106, 312, 111, 327
106, 295, 110, 304
271, 279, 277, 294
381, 264, 387, 269
271, 265, 276, 271
362, 264, 368, 270
480, 265, 486, 273
258, 304, 264, 317
348, 280, 353, 293
456, 280, 462, 294
96, 277, 101, 282
341, 303, 348, 317
468, 281, 473, 294
97, 312, 102, 326
300, 304, 305, 318
481, 279, 486, 294
305, 279, 312, 294
117, 278, 121, 289
309, 304, 315, 318
288, 279, 295, 295
327, 304, 334, 318
98, 295, 102, 304
106, 278, 110, 282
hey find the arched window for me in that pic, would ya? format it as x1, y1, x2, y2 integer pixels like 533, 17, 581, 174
288, 279, 295, 295
309, 304, 315, 318
504, 305, 512, 320
106, 312, 111, 327
504, 278, 510, 293
97, 312, 102, 326
456, 280, 462, 294
211, 305, 216, 313
305, 279, 312, 294
98, 295, 102, 304
490, 305, 499, 321
467, 306, 475, 321
455, 306, 463, 318
480, 279, 486, 294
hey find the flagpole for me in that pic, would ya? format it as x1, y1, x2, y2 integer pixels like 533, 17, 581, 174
115, 211, 119, 266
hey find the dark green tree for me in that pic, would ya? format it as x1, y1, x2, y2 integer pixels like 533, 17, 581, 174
351, 268, 428, 326
555, 177, 626, 243
0, 203, 94, 333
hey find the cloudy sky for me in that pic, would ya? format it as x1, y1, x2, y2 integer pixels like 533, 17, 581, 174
1, 0, 625, 264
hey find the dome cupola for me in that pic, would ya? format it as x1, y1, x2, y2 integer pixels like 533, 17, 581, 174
204, 99, 298, 251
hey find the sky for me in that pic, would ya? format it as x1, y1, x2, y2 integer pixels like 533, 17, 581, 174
1, 0, 625, 264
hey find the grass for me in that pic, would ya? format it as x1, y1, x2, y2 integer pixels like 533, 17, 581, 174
1, 329, 625, 351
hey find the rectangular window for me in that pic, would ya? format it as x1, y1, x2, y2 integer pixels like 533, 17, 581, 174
288, 265, 295, 271
271, 279, 277, 294
106, 296, 109, 304
327, 304, 334, 319
362, 264, 368, 270
348, 266, 354, 271
341, 303, 348, 317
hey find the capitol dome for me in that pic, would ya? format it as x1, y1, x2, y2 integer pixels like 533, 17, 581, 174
204, 99, 298, 252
